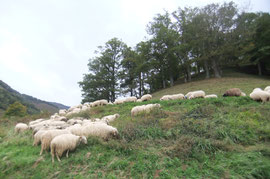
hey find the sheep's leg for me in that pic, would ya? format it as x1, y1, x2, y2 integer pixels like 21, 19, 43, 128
56, 153, 61, 162
40, 145, 44, 155
66, 150, 69, 158
52, 154, 55, 163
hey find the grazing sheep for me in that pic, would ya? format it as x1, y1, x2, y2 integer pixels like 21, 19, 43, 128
81, 122, 118, 140
188, 90, 206, 99
136, 99, 142, 102
29, 118, 46, 126
50, 134, 87, 163
59, 109, 67, 116
253, 88, 263, 92
204, 94, 218, 98
66, 124, 84, 136
250, 90, 270, 102
101, 114, 120, 123
140, 94, 152, 101
264, 86, 270, 92
32, 125, 63, 136
15, 123, 28, 133
40, 129, 71, 155
223, 88, 246, 97
114, 99, 125, 105
170, 94, 185, 100
160, 95, 172, 101
33, 130, 51, 146
131, 104, 161, 116
124, 96, 137, 103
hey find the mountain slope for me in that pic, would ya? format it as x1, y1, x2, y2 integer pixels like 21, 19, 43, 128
0, 80, 69, 115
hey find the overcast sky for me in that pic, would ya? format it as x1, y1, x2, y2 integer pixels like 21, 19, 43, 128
0, 0, 269, 106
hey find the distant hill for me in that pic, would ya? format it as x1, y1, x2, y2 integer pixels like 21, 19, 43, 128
0, 80, 69, 116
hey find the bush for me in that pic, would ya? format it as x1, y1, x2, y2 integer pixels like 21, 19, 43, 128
4, 101, 27, 117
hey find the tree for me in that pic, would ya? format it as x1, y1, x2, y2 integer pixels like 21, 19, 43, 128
4, 101, 27, 117
79, 38, 126, 102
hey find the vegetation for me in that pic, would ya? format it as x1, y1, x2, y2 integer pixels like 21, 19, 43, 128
79, 1, 270, 103
1, 74, 270, 178
4, 102, 27, 117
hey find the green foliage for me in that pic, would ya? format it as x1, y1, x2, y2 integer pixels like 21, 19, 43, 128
4, 101, 27, 117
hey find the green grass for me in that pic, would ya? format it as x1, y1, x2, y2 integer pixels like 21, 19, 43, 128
0, 71, 270, 178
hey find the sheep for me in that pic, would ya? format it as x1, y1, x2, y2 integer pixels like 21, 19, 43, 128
59, 109, 67, 116
101, 114, 120, 123
250, 90, 270, 102
50, 134, 87, 163
136, 99, 142, 102
80, 122, 118, 140
91, 99, 108, 107
160, 95, 172, 101
15, 123, 28, 133
66, 124, 83, 136
131, 105, 146, 116
140, 94, 152, 101
29, 118, 46, 126
253, 88, 263, 92
188, 90, 206, 99
124, 96, 137, 103
114, 99, 125, 105
40, 129, 71, 155
223, 88, 246, 97
264, 86, 270, 92
33, 129, 55, 146
32, 125, 63, 136
204, 94, 218, 98
131, 104, 161, 116
170, 94, 185, 100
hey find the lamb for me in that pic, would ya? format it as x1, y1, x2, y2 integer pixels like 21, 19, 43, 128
223, 88, 246, 97
188, 90, 206, 99
204, 94, 218, 98
40, 129, 71, 155
50, 134, 87, 163
124, 96, 137, 103
101, 114, 120, 123
250, 90, 270, 102
140, 94, 152, 101
80, 122, 118, 140
15, 123, 28, 133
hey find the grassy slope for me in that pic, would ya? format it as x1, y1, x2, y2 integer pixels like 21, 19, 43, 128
1, 73, 270, 178
152, 71, 270, 99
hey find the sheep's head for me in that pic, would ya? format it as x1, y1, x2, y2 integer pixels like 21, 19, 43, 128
240, 92, 246, 96
111, 130, 119, 139
115, 114, 120, 118
80, 136, 87, 144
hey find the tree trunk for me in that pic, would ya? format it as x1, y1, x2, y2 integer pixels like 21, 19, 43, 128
170, 74, 174, 87
186, 65, 191, 82
139, 73, 142, 97
204, 60, 210, 79
258, 62, 262, 76
211, 58, 221, 78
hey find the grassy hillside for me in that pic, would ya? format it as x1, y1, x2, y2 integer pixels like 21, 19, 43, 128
152, 71, 270, 99
0, 73, 269, 178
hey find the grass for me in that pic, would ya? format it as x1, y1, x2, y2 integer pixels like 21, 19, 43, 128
0, 71, 270, 178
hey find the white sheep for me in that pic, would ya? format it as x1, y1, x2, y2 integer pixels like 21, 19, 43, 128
160, 95, 172, 101
204, 94, 218, 98
124, 96, 137, 103
33, 130, 49, 146
144, 104, 161, 113
170, 94, 185, 100
29, 118, 46, 126
264, 86, 270, 92
15, 123, 29, 133
114, 99, 125, 105
40, 129, 71, 155
188, 90, 206, 99
250, 90, 270, 102
136, 99, 142, 102
66, 124, 83, 136
59, 109, 67, 116
140, 94, 152, 101
101, 114, 120, 123
131, 104, 161, 116
50, 134, 87, 163
81, 122, 118, 140
253, 88, 263, 92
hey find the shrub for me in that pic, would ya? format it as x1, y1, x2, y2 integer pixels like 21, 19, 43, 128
4, 101, 27, 117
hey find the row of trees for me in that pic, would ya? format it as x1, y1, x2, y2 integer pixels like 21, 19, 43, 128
79, 2, 270, 103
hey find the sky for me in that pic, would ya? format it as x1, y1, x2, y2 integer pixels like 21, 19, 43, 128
0, 0, 269, 106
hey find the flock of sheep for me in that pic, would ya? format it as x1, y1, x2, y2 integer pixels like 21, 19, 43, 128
13, 86, 270, 163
